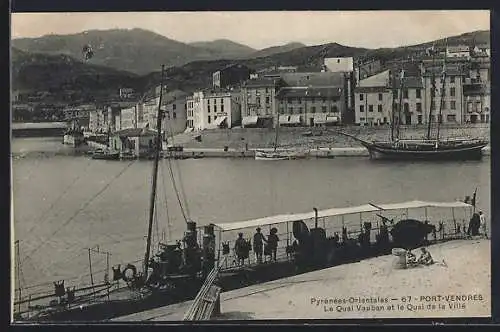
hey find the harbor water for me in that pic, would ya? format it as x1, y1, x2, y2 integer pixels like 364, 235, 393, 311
11, 137, 491, 296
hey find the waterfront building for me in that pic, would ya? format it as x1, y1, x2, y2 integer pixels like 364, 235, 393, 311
463, 82, 490, 124
422, 67, 466, 124
141, 88, 188, 136
213, 64, 252, 89
354, 70, 392, 126
393, 76, 425, 125
119, 88, 136, 99
354, 59, 383, 83
240, 78, 282, 128
108, 128, 157, 158
324, 57, 354, 73
62, 104, 96, 129
187, 89, 242, 130
446, 45, 471, 60
276, 72, 349, 126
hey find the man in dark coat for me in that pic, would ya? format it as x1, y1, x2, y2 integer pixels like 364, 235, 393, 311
253, 227, 267, 263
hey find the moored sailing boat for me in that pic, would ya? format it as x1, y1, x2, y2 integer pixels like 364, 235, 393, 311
339, 54, 488, 160
255, 104, 310, 160
14, 66, 208, 322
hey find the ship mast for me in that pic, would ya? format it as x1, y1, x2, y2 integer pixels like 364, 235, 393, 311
426, 50, 436, 140
436, 41, 448, 142
143, 65, 166, 281
395, 64, 405, 141
273, 81, 280, 152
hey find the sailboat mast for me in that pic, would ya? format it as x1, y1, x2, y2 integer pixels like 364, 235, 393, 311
426, 47, 437, 140
436, 45, 447, 142
395, 64, 404, 140
273, 83, 280, 151
143, 65, 166, 280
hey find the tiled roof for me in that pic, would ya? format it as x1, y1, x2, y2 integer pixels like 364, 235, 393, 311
243, 78, 281, 88
423, 67, 465, 77
355, 86, 390, 93
277, 87, 343, 98
281, 72, 345, 87
393, 77, 424, 89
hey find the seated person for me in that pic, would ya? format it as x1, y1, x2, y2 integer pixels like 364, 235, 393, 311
417, 247, 434, 266
406, 250, 417, 266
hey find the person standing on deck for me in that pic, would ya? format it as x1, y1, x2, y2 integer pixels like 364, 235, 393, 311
234, 233, 247, 266
267, 228, 280, 262
253, 227, 267, 264
479, 211, 487, 239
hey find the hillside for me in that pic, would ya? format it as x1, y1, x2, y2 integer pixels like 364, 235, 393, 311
12, 29, 242, 75
188, 39, 256, 58
250, 42, 307, 58
12, 30, 489, 104
11, 48, 142, 103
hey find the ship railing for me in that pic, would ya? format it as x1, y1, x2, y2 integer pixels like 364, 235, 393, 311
183, 256, 226, 321
214, 216, 470, 271
211, 201, 475, 271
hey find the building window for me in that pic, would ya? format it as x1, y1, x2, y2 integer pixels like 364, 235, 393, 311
173, 112, 177, 119
299, 107, 303, 113
221, 105, 224, 112
416, 102, 422, 112
450, 101, 456, 110
403, 89, 409, 99
322, 106, 327, 113
208, 116, 211, 124
298, 98, 302, 104
450, 87, 456, 97
311, 106, 316, 113
441, 100, 446, 109
265, 88, 269, 93
446, 114, 456, 123
360, 105, 365, 113
359, 94, 364, 101
220, 99, 223, 104
208, 105, 211, 112
450, 76, 455, 83
256, 97, 261, 104
279, 107, 284, 114
360, 117, 365, 121
172, 104, 176, 110
287, 98, 293, 104
377, 105, 382, 112
266, 96, 270, 104
214, 99, 217, 105
418, 115, 423, 124
368, 105, 374, 112
378, 93, 383, 101
331, 105, 338, 113
404, 103, 409, 113
416, 89, 421, 99
311, 97, 315, 103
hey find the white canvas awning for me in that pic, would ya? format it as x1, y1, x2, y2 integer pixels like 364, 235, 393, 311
214, 116, 227, 127
213, 200, 472, 232
242, 116, 259, 126
289, 115, 302, 124
279, 115, 290, 124
326, 116, 339, 123
314, 114, 327, 124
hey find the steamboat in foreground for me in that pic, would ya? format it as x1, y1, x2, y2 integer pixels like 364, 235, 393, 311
13, 66, 484, 323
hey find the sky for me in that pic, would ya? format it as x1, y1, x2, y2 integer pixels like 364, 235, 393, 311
11, 11, 490, 50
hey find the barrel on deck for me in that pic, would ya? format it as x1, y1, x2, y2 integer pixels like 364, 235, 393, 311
392, 248, 407, 269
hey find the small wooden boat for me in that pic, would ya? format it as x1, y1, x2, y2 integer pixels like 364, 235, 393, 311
92, 149, 120, 160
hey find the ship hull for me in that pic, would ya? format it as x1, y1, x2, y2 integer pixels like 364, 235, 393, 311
363, 141, 488, 161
